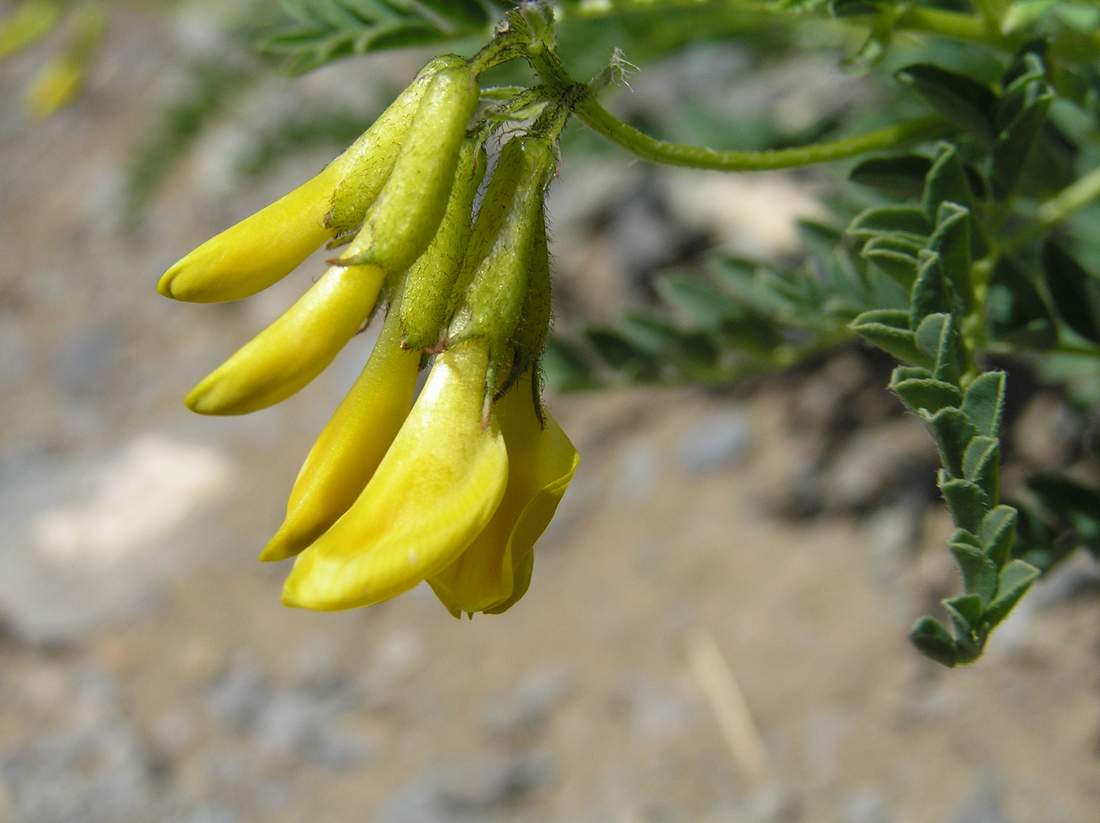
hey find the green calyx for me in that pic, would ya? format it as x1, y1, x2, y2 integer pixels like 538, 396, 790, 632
326, 54, 465, 237
399, 136, 487, 352
446, 135, 556, 405
501, 203, 551, 402
336, 65, 479, 275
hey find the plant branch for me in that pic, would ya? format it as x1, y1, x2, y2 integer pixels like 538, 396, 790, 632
1000, 165, 1100, 253
517, 19, 950, 173
1035, 165, 1100, 233
574, 99, 948, 171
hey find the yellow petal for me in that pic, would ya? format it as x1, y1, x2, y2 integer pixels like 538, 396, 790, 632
282, 341, 509, 610
185, 263, 384, 415
157, 167, 340, 303
429, 375, 579, 617
260, 301, 420, 562
157, 57, 455, 303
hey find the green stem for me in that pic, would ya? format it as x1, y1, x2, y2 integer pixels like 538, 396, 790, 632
987, 340, 1100, 358
574, 99, 948, 171
1035, 165, 1100, 231
1002, 165, 1100, 252
888, 5, 1009, 48
521, 22, 949, 173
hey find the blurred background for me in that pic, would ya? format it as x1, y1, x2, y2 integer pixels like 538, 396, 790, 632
1, 2, 1098, 822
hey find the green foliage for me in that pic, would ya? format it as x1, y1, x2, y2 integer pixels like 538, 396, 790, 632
259, 0, 511, 73
544, 219, 902, 389
845, 47, 1100, 665
124, 60, 255, 224
538, 22, 1099, 665
140, 0, 1100, 665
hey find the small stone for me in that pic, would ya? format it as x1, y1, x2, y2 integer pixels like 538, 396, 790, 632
0, 313, 30, 388
435, 754, 550, 815
864, 499, 924, 598
0, 720, 154, 823
53, 321, 117, 398
677, 409, 753, 473
625, 678, 696, 741
151, 709, 195, 758
842, 788, 892, 823
744, 784, 800, 823
177, 805, 240, 823
1013, 393, 1080, 469
1028, 552, 1100, 609
0, 780, 12, 822
822, 420, 935, 512
614, 442, 662, 503
206, 657, 268, 731
253, 691, 364, 768
0, 435, 235, 646
376, 754, 550, 823
484, 667, 575, 736
951, 775, 1010, 823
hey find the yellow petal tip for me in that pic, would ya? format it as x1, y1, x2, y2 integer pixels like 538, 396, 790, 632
156, 260, 213, 303
258, 541, 288, 564
183, 381, 215, 415
259, 521, 312, 563
156, 269, 176, 299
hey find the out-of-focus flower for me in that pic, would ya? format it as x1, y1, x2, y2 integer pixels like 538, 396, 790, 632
0, 0, 60, 60
25, 52, 82, 118
17, 2, 102, 119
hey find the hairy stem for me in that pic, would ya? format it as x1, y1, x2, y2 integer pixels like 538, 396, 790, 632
574, 99, 948, 171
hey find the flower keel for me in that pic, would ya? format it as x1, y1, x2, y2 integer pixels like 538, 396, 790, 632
282, 340, 508, 610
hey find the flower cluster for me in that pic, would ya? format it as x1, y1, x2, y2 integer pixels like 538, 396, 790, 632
158, 55, 578, 617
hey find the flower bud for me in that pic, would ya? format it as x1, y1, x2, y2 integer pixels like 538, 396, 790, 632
399, 137, 486, 351
261, 291, 421, 562
157, 55, 460, 303
334, 66, 480, 276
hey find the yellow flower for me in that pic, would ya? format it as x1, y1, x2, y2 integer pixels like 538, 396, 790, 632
282, 340, 509, 610
159, 50, 576, 619
260, 294, 421, 562
185, 254, 386, 415
157, 56, 461, 303
429, 371, 579, 617
0, 0, 61, 60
